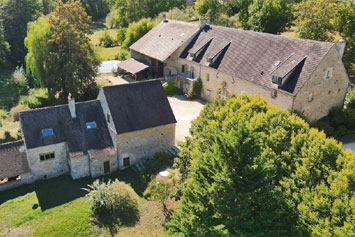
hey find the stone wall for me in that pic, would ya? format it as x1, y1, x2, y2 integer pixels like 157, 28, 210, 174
293, 46, 350, 122
26, 142, 69, 180
117, 123, 176, 169
90, 155, 119, 178
173, 58, 295, 111
0, 172, 33, 192
98, 89, 118, 152
69, 155, 90, 180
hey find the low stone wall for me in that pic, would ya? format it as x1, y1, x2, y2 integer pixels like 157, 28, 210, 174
0, 172, 33, 192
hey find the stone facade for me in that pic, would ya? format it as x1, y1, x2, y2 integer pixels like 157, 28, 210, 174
117, 123, 176, 169
293, 46, 350, 122
69, 155, 90, 180
90, 155, 119, 178
26, 142, 69, 180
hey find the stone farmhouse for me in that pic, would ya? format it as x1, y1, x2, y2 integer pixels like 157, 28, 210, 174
0, 80, 176, 191
118, 17, 350, 122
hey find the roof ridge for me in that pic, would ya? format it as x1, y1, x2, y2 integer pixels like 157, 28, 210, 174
103, 79, 161, 90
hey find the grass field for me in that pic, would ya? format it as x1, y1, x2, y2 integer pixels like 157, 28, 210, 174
90, 28, 121, 61
0, 168, 166, 236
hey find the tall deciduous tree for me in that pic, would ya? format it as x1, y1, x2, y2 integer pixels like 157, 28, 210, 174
294, 0, 337, 41
25, 0, 99, 101
166, 95, 354, 236
0, 20, 9, 67
247, 0, 293, 34
237, 0, 253, 29
195, 0, 222, 23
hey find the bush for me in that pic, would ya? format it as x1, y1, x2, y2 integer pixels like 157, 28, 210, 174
189, 77, 202, 99
19, 88, 50, 109
115, 49, 129, 61
0, 109, 8, 120
142, 152, 174, 178
10, 104, 29, 121
345, 108, 355, 129
0, 130, 21, 144
121, 18, 154, 50
99, 30, 114, 48
143, 181, 170, 202
84, 179, 139, 225
116, 28, 127, 45
345, 86, 355, 109
163, 78, 180, 95
12, 66, 29, 95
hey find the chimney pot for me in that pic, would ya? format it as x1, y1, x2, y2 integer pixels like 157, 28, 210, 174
68, 93, 76, 118
336, 36, 346, 59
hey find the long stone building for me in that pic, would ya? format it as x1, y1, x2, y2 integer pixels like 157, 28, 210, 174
0, 80, 176, 191
118, 17, 350, 122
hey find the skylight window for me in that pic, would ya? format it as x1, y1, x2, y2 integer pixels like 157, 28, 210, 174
86, 122, 97, 129
41, 128, 54, 137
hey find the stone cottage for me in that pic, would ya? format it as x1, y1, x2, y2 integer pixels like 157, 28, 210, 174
0, 80, 176, 191
121, 17, 350, 122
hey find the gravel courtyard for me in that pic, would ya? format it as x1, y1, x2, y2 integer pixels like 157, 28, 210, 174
168, 95, 206, 143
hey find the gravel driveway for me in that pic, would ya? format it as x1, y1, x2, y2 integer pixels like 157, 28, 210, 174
168, 95, 205, 143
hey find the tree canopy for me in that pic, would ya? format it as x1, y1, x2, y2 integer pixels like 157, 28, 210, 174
247, 0, 293, 34
25, 0, 98, 101
166, 94, 355, 236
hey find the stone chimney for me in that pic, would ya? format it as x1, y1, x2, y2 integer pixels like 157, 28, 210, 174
206, 17, 210, 25
336, 36, 346, 59
200, 16, 206, 29
163, 14, 168, 23
68, 93, 76, 118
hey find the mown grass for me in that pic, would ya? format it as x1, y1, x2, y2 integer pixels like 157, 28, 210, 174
90, 28, 121, 61
0, 168, 165, 236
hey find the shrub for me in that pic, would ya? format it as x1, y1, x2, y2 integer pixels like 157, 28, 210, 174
84, 179, 139, 225
121, 18, 154, 50
115, 49, 129, 61
345, 108, 355, 129
12, 66, 29, 95
10, 104, 29, 121
99, 30, 113, 47
345, 86, 355, 109
163, 78, 180, 95
0, 131, 20, 144
83, 179, 114, 216
0, 109, 8, 120
19, 88, 50, 109
144, 180, 170, 202
142, 152, 174, 178
189, 77, 202, 99
116, 28, 127, 45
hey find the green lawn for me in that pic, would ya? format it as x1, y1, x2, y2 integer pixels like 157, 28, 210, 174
0, 168, 165, 236
90, 28, 121, 61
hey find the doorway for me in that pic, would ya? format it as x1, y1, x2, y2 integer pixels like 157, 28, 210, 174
104, 161, 110, 174
123, 157, 130, 167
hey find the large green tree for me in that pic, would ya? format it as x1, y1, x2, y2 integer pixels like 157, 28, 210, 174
25, 0, 98, 101
294, 0, 337, 41
195, 0, 223, 24
247, 0, 293, 34
0, 0, 42, 66
166, 95, 355, 236
0, 20, 9, 67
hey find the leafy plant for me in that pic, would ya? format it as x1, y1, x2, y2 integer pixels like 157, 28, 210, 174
99, 30, 114, 48
115, 49, 129, 61
163, 78, 180, 96
189, 77, 202, 99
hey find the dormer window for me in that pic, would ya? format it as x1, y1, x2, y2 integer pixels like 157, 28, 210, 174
190, 52, 195, 58
325, 68, 333, 80
41, 128, 54, 137
207, 57, 212, 63
86, 121, 97, 129
272, 75, 282, 85
181, 65, 185, 73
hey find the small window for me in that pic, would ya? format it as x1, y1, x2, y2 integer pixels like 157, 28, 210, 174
206, 73, 210, 81
191, 67, 195, 78
308, 92, 313, 102
181, 65, 185, 73
325, 68, 333, 80
107, 113, 110, 123
86, 121, 97, 129
272, 90, 277, 98
39, 152, 55, 161
223, 82, 227, 89
41, 128, 54, 137
207, 89, 211, 97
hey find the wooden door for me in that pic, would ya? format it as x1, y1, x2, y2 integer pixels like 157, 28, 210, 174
104, 161, 110, 174
123, 157, 130, 167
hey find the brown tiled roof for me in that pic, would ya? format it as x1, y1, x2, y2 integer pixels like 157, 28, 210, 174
181, 24, 334, 95
0, 140, 30, 179
130, 20, 200, 62
117, 58, 149, 75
